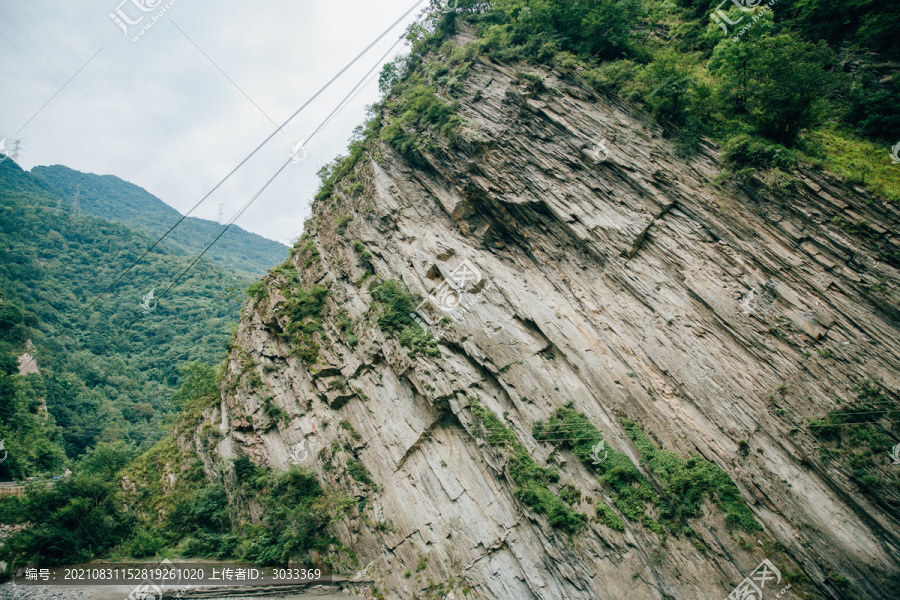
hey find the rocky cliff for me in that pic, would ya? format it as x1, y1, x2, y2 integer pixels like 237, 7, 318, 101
190, 50, 900, 599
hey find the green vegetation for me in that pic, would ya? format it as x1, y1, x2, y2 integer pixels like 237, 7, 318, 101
708, 27, 835, 146
0, 303, 66, 479
379, 76, 464, 158
0, 160, 249, 458
809, 381, 896, 449
334, 215, 353, 235
534, 406, 760, 534
812, 129, 900, 202
306, 0, 900, 245
339, 419, 361, 441
293, 236, 320, 269
32, 165, 286, 276
352, 240, 375, 288
262, 396, 288, 425
5, 0, 897, 581
336, 309, 358, 347
596, 501, 625, 532
0, 361, 348, 570
352, 241, 375, 288
169, 361, 218, 410
471, 0, 643, 61
346, 0, 900, 207
558, 484, 581, 505
369, 280, 440, 357
237, 466, 341, 565
623, 421, 761, 533
721, 134, 798, 176
470, 397, 586, 534
809, 380, 899, 491
346, 458, 374, 486
0, 442, 136, 567
282, 284, 330, 364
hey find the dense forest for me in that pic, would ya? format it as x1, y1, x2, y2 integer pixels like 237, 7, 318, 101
1, 0, 898, 582
0, 159, 261, 470
32, 165, 287, 277
358, 0, 899, 210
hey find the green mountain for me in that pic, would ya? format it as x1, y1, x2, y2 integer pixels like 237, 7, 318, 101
32, 165, 287, 276
0, 159, 251, 466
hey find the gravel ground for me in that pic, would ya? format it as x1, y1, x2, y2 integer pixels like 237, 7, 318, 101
0, 584, 107, 600
0, 583, 361, 600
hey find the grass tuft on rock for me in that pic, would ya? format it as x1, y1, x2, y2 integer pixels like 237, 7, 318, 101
470, 398, 586, 535
369, 279, 440, 357
535, 406, 761, 533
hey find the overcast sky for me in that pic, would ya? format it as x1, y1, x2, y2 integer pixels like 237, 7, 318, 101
0, 0, 428, 245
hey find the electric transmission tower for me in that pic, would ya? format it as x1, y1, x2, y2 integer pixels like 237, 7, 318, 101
217, 203, 224, 224
2, 139, 23, 163
70, 184, 81, 215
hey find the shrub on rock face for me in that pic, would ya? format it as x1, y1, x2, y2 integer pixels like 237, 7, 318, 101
369, 280, 440, 357
282, 285, 330, 365
710, 32, 835, 146
721, 134, 797, 172
471, 398, 586, 534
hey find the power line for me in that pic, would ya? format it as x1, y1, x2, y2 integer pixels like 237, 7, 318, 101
68, 0, 425, 329
302, 34, 408, 149
14, 0, 425, 376
57, 18, 421, 376
170, 19, 284, 132
810, 409, 900, 418
15, 48, 103, 135
61, 162, 292, 379
0, 9, 209, 233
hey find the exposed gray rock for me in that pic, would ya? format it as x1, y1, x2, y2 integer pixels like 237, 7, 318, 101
182, 54, 899, 600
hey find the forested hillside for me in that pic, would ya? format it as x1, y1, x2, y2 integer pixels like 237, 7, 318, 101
32, 165, 287, 276
0, 304, 67, 478
364, 0, 897, 206
0, 159, 250, 468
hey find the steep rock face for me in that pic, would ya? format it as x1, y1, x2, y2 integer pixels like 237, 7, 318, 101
203, 56, 900, 599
